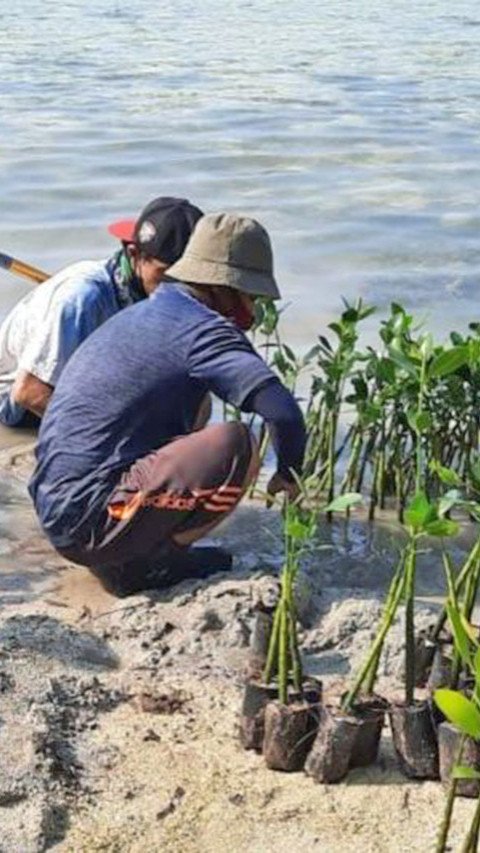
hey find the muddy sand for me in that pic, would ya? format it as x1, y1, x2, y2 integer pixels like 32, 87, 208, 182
0, 443, 477, 852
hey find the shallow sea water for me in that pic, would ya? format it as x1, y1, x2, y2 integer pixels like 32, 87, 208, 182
1, 1, 480, 602
1, 0, 480, 347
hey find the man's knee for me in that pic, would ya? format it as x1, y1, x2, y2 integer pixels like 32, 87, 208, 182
215, 421, 259, 489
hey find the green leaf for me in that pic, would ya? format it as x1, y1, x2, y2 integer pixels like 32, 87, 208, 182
318, 335, 332, 352
424, 519, 460, 538
447, 602, 474, 671
286, 518, 310, 540
285, 506, 312, 540
404, 492, 435, 532
358, 304, 376, 321
376, 357, 396, 384
328, 322, 343, 338
461, 616, 480, 648
438, 489, 463, 517
428, 346, 468, 379
475, 649, 480, 683
272, 350, 290, 377
388, 347, 419, 379
430, 460, 462, 487
452, 765, 480, 780
443, 552, 458, 605
420, 333, 434, 360
324, 493, 363, 513
392, 308, 408, 335
434, 690, 480, 739
467, 505, 480, 524
363, 403, 382, 425
303, 344, 321, 363
409, 410, 432, 433
351, 376, 368, 400
470, 458, 480, 491
341, 308, 358, 323
282, 344, 297, 364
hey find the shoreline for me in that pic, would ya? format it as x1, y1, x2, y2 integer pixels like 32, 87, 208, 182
0, 449, 476, 851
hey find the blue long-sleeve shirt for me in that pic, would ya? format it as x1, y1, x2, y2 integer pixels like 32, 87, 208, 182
30, 283, 306, 547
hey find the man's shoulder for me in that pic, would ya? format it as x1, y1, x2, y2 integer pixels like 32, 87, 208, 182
149, 282, 210, 327
154, 283, 243, 333
48, 259, 112, 303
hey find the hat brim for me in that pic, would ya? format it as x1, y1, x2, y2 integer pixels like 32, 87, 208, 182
167, 255, 280, 299
108, 219, 136, 242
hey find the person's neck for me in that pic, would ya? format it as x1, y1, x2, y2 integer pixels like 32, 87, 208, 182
179, 282, 216, 310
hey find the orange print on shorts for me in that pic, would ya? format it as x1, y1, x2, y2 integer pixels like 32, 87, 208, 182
108, 485, 242, 522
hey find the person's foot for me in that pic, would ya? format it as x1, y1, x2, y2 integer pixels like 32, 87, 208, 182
92, 545, 233, 597
147, 544, 233, 586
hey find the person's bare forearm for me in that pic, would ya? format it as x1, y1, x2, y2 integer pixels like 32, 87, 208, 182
11, 370, 53, 416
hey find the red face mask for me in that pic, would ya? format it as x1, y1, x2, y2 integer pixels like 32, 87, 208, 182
210, 289, 256, 331
231, 301, 255, 331
226, 294, 255, 331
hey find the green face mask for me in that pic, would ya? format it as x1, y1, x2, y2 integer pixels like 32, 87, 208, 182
113, 249, 145, 306
120, 249, 135, 282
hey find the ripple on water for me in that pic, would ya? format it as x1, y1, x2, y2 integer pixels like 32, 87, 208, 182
1, 1, 480, 340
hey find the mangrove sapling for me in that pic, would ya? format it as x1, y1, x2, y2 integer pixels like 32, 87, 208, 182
340, 362, 383, 498
397, 337, 473, 698
245, 298, 282, 487
248, 300, 316, 498
386, 489, 461, 778
303, 300, 374, 499
261, 498, 319, 770
341, 491, 457, 773
434, 608, 480, 852
386, 338, 465, 776
252, 297, 478, 514
262, 499, 319, 702
240, 480, 321, 755
224, 297, 299, 482
263, 490, 362, 700
341, 553, 406, 710
336, 554, 400, 767
261, 490, 362, 772
417, 478, 480, 687
426, 534, 480, 653
342, 342, 468, 720
250, 339, 317, 494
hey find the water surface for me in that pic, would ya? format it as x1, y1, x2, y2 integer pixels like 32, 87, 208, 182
1, 0, 480, 347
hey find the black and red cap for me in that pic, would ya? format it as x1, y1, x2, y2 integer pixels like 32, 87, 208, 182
108, 197, 203, 265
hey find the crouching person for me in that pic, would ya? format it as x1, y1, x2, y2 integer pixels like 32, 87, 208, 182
29, 213, 306, 596
0, 196, 202, 426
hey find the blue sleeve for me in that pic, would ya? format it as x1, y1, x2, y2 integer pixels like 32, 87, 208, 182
243, 380, 306, 480
187, 317, 276, 408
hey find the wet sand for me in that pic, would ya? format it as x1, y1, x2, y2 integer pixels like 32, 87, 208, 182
0, 447, 477, 852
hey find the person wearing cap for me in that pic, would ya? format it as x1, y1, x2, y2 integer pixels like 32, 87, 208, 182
0, 197, 203, 427
29, 212, 306, 595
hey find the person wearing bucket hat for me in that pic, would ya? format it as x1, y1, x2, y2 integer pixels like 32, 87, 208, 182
166, 211, 281, 333
0, 196, 203, 427
29, 212, 306, 596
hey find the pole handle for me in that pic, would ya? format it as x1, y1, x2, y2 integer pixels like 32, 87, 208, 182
0, 251, 49, 284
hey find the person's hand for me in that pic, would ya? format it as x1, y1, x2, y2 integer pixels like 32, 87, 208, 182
266, 472, 300, 506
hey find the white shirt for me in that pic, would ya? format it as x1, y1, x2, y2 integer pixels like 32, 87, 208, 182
0, 258, 122, 400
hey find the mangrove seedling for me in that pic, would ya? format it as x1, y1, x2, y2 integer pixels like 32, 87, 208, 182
435, 601, 480, 853
264, 490, 362, 704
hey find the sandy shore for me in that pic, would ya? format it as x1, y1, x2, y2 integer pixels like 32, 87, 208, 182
0, 446, 476, 852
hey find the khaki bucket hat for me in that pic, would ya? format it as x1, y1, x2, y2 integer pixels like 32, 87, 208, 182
167, 212, 280, 299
